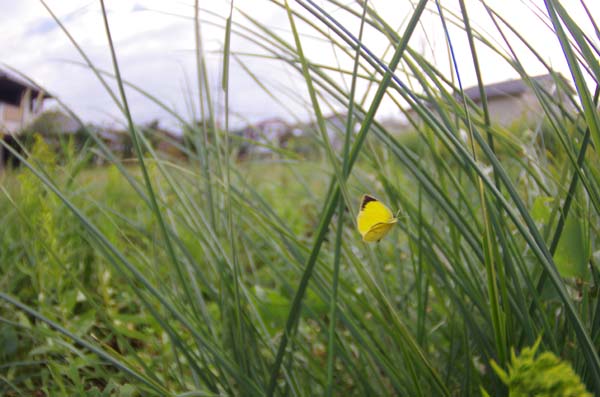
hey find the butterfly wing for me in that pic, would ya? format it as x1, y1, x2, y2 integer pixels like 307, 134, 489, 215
357, 195, 397, 242
362, 221, 397, 242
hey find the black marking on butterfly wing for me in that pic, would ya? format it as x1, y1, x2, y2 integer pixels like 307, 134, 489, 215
361, 194, 377, 210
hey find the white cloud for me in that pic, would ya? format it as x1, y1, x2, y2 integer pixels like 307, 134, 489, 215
1, 0, 598, 131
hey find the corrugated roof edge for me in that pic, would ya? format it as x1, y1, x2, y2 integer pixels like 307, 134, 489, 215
0, 65, 53, 99
461, 73, 572, 103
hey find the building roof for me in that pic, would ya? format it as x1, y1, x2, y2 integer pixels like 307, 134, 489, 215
256, 117, 288, 127
461, 73, 568, 103
0, 67, 52, 106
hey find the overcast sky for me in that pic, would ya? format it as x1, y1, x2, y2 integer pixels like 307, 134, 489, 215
1, 0, 598, 131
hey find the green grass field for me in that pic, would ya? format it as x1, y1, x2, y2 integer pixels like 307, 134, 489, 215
2, 1, 600, 396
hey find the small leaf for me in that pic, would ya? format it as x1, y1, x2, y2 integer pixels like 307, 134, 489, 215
555, 213, 589, 279
0, 325, 19, 358
531, 196, 553, 224
118, 384, 138, 397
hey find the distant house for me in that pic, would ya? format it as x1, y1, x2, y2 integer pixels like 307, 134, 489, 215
0, 68, 52, 169
241, 117, 290, 155
0, 68, 52, 134
146, 122, 186, 160
460, 73, 574, 126
97, 129, 132, 160
323, 113, 357, 151
401, 73, 574, 131
300, 113, 358, 152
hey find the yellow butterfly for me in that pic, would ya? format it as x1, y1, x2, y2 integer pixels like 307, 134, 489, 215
356, 194, 397, 242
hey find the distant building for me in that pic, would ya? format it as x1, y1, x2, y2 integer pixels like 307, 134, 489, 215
0, 68, 52, 169
146, 122, 186, 160
303, 113, 358, 151
0, 68, 52, 134
460, 73, 574, 126
402, 73, 574, 131
322, 113, 346, 151
242, 117, 290, 155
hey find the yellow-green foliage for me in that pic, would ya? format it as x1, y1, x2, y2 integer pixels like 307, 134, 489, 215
16, 135, 63, 301
10, 134, 96, 313
490, 339, 591, 397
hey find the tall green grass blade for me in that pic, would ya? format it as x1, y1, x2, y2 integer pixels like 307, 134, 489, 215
434, 0, 506, 364
265, 3, 450, 395
98, 1, 206, 353
544, 0, 600, 152
325, 4, 368, 395
193, 0, 217, 230
0, 292, 168, 395
0, 137, 263, 395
